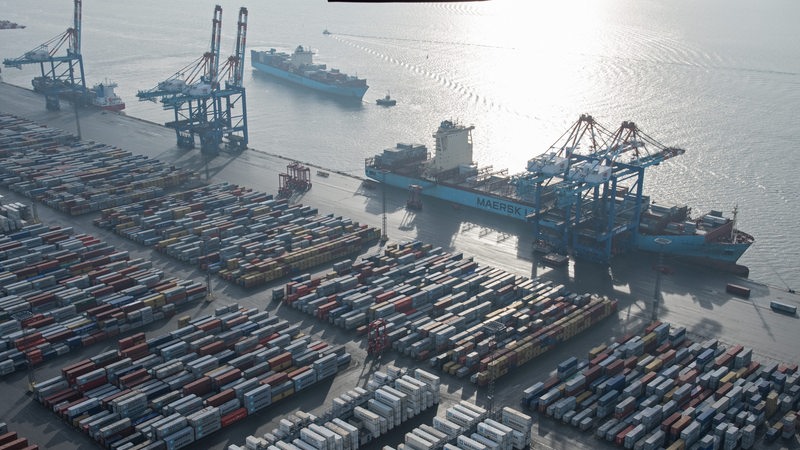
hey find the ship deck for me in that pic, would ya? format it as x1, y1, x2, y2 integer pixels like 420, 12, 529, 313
1, 82, 798, 450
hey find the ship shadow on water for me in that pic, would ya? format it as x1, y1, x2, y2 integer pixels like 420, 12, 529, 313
361, 182, 535, 262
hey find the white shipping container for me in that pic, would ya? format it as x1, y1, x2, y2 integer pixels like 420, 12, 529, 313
457, 435, 489, 450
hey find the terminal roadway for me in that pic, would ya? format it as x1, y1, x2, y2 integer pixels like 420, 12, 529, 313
0, 83, 798, 450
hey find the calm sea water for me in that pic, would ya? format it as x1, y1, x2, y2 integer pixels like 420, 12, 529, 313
1, 0, 799, 290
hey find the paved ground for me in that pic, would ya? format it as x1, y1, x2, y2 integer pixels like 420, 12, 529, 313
1, 82, 798, 450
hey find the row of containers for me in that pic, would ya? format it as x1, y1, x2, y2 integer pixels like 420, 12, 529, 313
230, 365, 441, 449
31, 304, 353, 450
0, 422, 39, 450
521, 320, 799, 450
0, 201, 34, 233
230, 363, 534, 450
92, 182, 382, 289
0, 113, 73, 156
0, 113, 197, 216
0, 222, 207, 376
391, 403, 532, 450
273, 240, 618, 385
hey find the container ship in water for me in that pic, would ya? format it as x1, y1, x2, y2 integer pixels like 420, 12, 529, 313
250, 46, 368, 100
30, 77, 125, 111
365, 117, 754, 273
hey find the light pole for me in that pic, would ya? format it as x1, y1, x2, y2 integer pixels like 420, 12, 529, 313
652, 237, 671, 321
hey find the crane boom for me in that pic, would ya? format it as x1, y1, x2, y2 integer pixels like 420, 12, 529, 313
209, 5, 222, 87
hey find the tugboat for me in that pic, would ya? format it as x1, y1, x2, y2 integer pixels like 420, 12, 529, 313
376, 91, 396, 106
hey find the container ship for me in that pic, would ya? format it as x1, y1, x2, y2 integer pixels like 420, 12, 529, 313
250, 46, 368, 100
88, 80, 125, 112
30, 77, 125, 111
365, 118, 754, 271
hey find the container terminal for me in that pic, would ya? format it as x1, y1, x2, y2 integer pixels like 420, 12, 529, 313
1, 80, 799, 450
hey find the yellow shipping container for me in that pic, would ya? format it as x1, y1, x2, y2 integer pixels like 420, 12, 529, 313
666, 439, 685, 450
646, 358, 663, 372
720, 371, 738, 385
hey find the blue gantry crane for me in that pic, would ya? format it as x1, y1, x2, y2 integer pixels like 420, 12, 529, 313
137, 5, 248, 154
3, 0, 86, 111
517, 115, 685, 263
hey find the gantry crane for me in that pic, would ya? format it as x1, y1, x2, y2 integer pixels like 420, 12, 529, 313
212, 6, 249, 151
137, 5, 248, 154
560, 120, 684, 261
524, 116, 685, 263
511, 114, 615, 254
3, 0, 86, 111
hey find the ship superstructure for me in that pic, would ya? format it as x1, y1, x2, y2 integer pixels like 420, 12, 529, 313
250, 46, 368, 100
365, 116, 754, 269
89, 80, 125, 111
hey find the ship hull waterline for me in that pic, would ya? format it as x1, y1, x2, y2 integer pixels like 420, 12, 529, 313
366, 168, 751, 273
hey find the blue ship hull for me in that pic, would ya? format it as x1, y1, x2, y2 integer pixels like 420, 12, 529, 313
366, 168, 751, 267
252, 61, 368, 100
365, 167, 536, 220
636, 234, 750, 265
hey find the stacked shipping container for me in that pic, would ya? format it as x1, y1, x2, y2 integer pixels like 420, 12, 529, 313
282, 240, 617, 385
0, 114, 194, 216
230, 366, 442, 449
0, 223, 206, 376
92, 182, 381, 289
32, 305, 351, 449
522, 321, 799, 450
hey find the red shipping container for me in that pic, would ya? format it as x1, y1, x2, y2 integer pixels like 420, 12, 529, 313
0, 437, 29, 450
640, 371, 658, 388
119, 369, 150, 389
0, 433, 18, 446
183, 376, 212, 396
661, 412, 683, 432
220, 407, 248, 428
206, 389, 236, 407
213, 368, 242, 387
118, 333, 147, 350
590, 352, 609, 367
262, 372, 288, 387
267, 352, 292, 370
287, 366, 310, 379
199, 341, 226, 357
615, 425, 635, 446
605, 359, 624, 376
122, 343, 149, 360
715, 353, 733, 369
224, 315, 248, 329
659, 349, 677, 366
197, 319, 222, 333
725, 344, 744, 357
63, 362, 96, 384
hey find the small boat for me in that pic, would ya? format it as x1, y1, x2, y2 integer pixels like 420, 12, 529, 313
376, 92, 396, 106
323, 29, 331, 35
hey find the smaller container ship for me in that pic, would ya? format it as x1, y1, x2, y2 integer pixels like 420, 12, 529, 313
250, 46, 368, 100
88, 80, 125, 111
365, 118, 754, 271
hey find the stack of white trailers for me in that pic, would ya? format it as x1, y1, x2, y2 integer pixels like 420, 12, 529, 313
229, 367, 440, 450
382, 403, 532, 450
